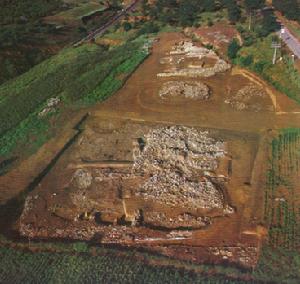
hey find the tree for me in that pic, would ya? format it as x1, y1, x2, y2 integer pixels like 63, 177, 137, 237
273, 0, 300, 21
227, 38, 240, 59
178, 0, 201, 26
261, 9, 280, 36
203, 0, 216, 12
244, 0, 265, 30
224, 0, 241, 23
244, 0, 265, 10
122, 22, 132, 32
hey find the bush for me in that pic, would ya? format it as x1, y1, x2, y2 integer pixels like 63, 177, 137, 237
239, 55, 253, 66
227, 38, 240, 60
137, 22, 160, 35
253, 60, 267, 74
123, 22, 132, 32
72, 242, 89, 253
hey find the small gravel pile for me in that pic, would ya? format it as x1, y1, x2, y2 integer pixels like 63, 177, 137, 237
159, 81, 210, 100
144, 212, 211, 228
225, 84, 268, 112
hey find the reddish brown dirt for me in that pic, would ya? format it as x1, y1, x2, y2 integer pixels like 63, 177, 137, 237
191, 23, 240, 55
93, 33, 300, 130
0, 111, 87, 205
2, 32, 300, 268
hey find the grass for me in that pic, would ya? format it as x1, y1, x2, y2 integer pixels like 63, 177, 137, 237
236, 34, 300, 104
253, 246, 300, 283
254, 128, 300, 284
44, 1, 106, 24
96, 29, 139, 46
0, 246, 248, 284
197, 9, 228, 26
264, 128, 300, 249
0, 36, 151, 158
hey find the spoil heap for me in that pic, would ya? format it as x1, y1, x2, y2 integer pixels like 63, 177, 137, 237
144, 212, 211, 229
159, 81, 210, 100
158, 41, 231, 78
133, 126, 228, 211
225, 84, 271, 112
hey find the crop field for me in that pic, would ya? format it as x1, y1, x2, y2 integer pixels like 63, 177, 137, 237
0, 246, 246, 284
265, 128, 300, 249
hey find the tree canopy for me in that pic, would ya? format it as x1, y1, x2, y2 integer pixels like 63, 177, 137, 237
273, 0, 300, 21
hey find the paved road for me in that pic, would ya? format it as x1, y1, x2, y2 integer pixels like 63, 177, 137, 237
74, 0, 139, 46
278, 25, 300, 59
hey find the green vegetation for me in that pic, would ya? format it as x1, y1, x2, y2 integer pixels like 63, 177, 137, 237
0, 245, 249, 284
254, 128, 300, 284
235, 35, 300, 104
254, 246, 300, 283
273, 0, 300, 22
223, 0, 241, 23
0, 0, 62, 24
265, 128, 300, 249
46, 2, 106, 24
143, 0, 221, 27
287, 23, 300, 38
227, 38, 241, 59
0, 22, 62, 84
0, 37, 150, 157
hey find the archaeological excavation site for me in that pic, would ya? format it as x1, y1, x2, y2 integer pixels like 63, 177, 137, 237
16, 32, 298, 269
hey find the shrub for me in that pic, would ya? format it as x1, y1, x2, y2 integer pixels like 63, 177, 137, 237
227, 38, 240, 60
72, 242, 89, 253
123, 22, 132, 32
239, 54, 253, 66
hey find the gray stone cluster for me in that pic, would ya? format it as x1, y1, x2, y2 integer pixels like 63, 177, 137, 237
158, 41, 231, 78
225, 84, 268, 112
133, 126, 228, 210
159, 81, 210, 100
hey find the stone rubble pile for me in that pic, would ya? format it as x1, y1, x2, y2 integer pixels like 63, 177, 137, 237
38, 97, 61, 117
72, 169, 93, 189
133, 126, 229, 211
209, 246, 259, 267
144, 211, 211, 229
170, 41, 215, 58
225, 84, 268, 112
158, 40, 231, 78
159, 81, 210, 100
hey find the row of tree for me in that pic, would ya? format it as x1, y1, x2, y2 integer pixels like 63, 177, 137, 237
273, 0, 300, 21
142, 0, 220, 26
142, 0, 279, 35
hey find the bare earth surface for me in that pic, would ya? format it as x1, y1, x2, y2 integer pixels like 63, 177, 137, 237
1, 32, 300, 268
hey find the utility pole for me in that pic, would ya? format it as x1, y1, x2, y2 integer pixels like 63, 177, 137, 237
271, 42, 281, 65
248, 10, 252, 31
291, 54, 295, 64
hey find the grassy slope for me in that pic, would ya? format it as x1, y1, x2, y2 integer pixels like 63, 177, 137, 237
0, 37, 150, 158
46, 1, 106, 24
